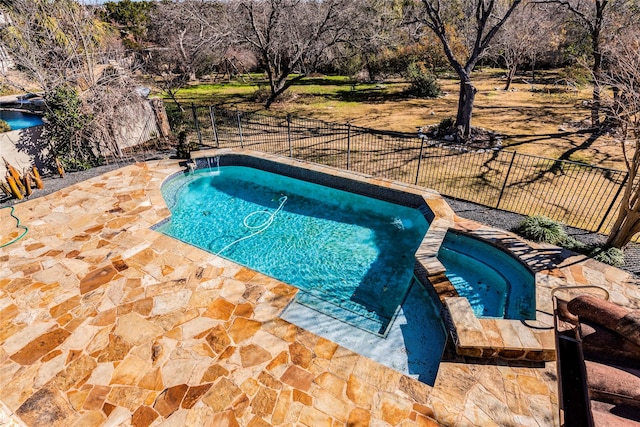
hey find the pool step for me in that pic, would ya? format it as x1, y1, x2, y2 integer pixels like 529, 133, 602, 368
294, 291, 392, 336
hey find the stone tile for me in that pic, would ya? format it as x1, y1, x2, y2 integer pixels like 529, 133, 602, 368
94, 333, 132, 363
83, 385, 110, 411
313, 372, 345, 398
10, 328, 70, 365
352, 356, 400, 393
138, 368, 164, 391
347, 408, 371, 427
204, 324, 232, 354
202, 378, 241, 412
240, 344, 272, 368
16, 385, 77, 427
293, 389, 313, 406
251, 386, 277, 417
110, 355, 149, 386
314, 338, 338, 360
153, 384, 188, 418
257, 371, 282, 391
346, 374, 375, 409
107, 386, 151, 412
79, 266, 118, 295
228, 318, 262, 344
299, 405, 333, 427
201, 365, 230, 383
131, 405, 159, 427
203, 298, 235, 321
378, 392, 413, 425
280, 365, 314, 392
209, 410, 240, 427
289, 342, 313, 369
70, 410, 105, 427
181, 383, 213, 409
113, 312, 163, 346
312, 388, 350, 422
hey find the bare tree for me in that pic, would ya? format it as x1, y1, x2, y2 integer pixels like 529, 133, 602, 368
145, 0, 230, 110
408, 0, 523, 139
0, 0, 116, 94
536, 0, 635, 127
602, 30, 640, 249
494, 3, 558, 90
0, 0, 150, 167
234, 0, 356, 108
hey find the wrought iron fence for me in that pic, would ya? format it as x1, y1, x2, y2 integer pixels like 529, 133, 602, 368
180, 104, 633, 237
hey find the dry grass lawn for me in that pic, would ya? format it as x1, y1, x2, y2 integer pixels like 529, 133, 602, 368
173, 69, 626, 171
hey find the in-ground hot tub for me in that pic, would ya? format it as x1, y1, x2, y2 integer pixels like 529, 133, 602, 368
438, 230, 536, 320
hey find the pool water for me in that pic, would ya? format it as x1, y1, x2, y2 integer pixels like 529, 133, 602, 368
157, 166, 430, 335
438, 232, 535, 319
0, 110, 44, 131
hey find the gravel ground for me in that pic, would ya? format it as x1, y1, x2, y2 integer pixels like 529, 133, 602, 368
2, 159, 638, 278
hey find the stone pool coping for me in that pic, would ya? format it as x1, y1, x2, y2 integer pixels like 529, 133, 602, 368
1, 151, 638, 426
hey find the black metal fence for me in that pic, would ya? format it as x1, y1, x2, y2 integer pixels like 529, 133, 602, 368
181, 104, 633, 237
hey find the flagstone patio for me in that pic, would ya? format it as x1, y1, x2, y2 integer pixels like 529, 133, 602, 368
1, 157, 638, 426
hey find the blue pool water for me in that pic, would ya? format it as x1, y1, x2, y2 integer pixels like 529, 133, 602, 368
0, 110, 44, 131
157, 166, 430, 335
438, 232, 535, 319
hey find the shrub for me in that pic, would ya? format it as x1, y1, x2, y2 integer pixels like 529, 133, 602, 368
589, 246, 625, 267
251, 86, 271, 103
437, 117, 455, 132
406, 62, 441, 98
43, 85, 95, 168
0, 119, 11, 133
515, 215, 567, 245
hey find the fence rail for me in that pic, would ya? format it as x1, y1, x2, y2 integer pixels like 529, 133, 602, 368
179, 104, 635, 238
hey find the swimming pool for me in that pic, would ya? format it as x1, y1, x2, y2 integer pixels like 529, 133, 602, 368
0, 110, 44, 131
157, 165, 430, 335
438, 231, 535, 319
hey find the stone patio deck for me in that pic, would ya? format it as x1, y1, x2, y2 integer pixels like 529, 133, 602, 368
1, 158, 638, 426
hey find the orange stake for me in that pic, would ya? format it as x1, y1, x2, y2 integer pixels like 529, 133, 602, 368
6, 175, 24, 200
31, 165, 44, 189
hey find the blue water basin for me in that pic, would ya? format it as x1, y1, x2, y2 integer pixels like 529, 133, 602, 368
438, 231, 535, 319
0, 110, 44, 131
156, 165, 431, 335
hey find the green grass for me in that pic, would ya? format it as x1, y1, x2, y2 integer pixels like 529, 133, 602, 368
163, 74, 409, 109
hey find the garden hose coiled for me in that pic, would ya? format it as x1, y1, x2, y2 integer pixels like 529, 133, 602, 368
1, 206, 28, 248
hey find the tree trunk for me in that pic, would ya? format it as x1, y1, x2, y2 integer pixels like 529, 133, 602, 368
265, 79, 288, 109
606, 209, 640, 249
591, 52, 602, 126
504, 62, 518, 91
455, 78, 477, 138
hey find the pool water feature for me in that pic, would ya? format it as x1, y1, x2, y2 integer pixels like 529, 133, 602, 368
157, 166, 430, 335
438, 231, 535, 319
0, 110, 44, 131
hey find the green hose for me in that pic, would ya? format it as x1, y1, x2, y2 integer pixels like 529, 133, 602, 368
1, 206, 28, 248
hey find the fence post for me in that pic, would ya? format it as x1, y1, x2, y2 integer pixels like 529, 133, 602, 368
209, 106, 219, 148
236, 110, 244, 148
496, 151, 517, 209
287, 114, 293, 157
596, 172, 629, 233
191, 103, 203, 147
414, 137, 426, 185
347, 124, 351, 170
